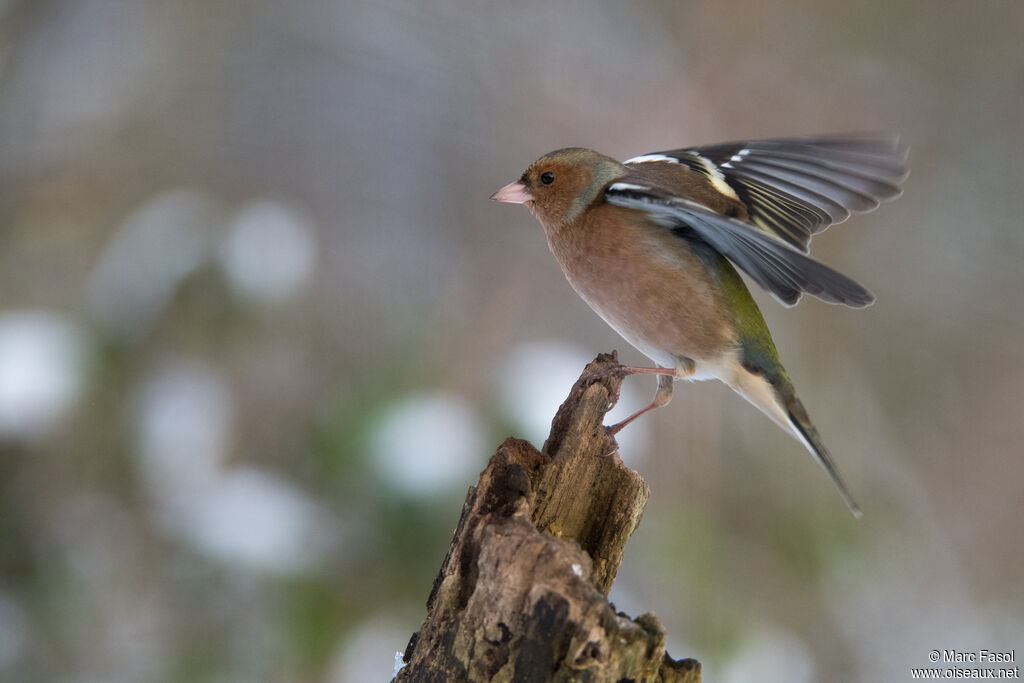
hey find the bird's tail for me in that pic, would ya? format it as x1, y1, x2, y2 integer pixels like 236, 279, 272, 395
732, 368, 863, 517
781, 390, 863, 518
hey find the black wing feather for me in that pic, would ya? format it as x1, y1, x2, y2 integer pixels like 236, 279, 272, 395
640, 135, 908, 252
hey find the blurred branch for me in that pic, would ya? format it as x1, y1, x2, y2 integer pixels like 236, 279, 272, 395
395, 353, 701, 682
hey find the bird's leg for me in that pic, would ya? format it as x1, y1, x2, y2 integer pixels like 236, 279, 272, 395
580, 353, 680, 385
616, 365, 678, 377
606, 373, 676, 435
603, 357, 696, 435
580, 355, 695, 435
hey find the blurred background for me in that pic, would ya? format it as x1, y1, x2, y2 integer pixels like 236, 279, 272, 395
0, 1, 1021, 681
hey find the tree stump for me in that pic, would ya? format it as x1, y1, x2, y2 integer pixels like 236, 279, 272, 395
395, 353, 701, 682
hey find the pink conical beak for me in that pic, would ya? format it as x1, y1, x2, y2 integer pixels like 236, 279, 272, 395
490, 181, 533, 204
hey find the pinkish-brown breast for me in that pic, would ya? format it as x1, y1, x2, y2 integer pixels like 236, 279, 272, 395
543, 201, 737, 367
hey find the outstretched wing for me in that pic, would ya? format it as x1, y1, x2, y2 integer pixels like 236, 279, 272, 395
605, 181, 875, 308
624, 135, 908, 252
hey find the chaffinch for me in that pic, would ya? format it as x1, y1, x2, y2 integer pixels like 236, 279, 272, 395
491, 135, 908, 516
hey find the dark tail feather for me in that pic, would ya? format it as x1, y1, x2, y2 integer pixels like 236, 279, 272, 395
784, 393, 863, 518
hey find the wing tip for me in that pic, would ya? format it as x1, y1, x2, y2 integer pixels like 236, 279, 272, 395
819, 284, 876, 309
774, 285, 875, 309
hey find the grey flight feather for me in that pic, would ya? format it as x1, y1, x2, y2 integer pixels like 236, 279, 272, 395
638, 135, 909, 252
604, 184, 875, 308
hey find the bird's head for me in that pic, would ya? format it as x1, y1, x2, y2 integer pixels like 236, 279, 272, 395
491, 148, 626, 229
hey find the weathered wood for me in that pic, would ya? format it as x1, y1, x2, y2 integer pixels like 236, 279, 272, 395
534, 354, 650, 595
395, 353, 700, 683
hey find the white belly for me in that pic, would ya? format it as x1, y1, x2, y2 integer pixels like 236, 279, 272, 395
586, 300, 737, 383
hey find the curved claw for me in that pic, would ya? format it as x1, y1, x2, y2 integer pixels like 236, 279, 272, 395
599, 432, 620, 457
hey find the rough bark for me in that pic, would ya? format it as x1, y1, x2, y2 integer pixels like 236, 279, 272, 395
395, 353, 701, 683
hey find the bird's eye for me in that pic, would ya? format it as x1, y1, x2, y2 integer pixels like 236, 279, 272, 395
540, 171, 555, 185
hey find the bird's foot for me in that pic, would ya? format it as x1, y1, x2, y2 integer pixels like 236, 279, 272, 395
580, 351, 628, 384
598, 431, 620, 457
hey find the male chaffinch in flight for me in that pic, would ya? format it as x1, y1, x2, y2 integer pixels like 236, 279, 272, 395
491, 135, 908, 517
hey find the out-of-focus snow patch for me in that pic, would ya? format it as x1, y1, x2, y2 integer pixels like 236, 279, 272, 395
134, 358, 233, 495
0, 310, 86, 440
86, 189, 224, 338
134, 358, 328, 575
369, 393, 486, 498
167, 466, 331, 575
394, 650, 406, 676
497, 341, 591, 445
219, 199, 317, 307
328, 614, 414, 683
496, 340, 651, 458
